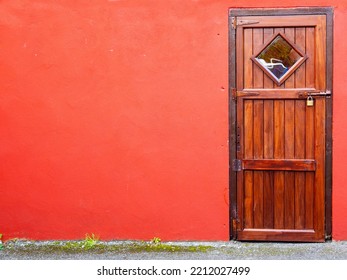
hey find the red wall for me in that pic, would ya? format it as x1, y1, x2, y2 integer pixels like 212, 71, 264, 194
0, 0, 346, 241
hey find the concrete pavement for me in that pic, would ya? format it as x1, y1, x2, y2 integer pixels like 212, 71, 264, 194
1, 240, 347, 260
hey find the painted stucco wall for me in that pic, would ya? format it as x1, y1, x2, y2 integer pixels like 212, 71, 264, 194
0, 0, 346, 241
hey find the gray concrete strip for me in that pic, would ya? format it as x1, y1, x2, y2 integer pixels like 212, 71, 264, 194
1, 240, 347, 260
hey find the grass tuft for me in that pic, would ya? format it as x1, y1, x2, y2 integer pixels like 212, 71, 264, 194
82, 233, 99, 249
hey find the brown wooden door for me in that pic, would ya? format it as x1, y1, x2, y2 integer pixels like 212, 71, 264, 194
231, 12, 331, 242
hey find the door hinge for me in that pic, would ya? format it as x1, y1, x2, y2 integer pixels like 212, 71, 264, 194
232, 159, 242, 172
231, 17, 260, 29
232, 89, 260, 100
325, 233, 332, 240
231, 17, 237, 29
232, 217, 240, 238
231, 88, 237, 100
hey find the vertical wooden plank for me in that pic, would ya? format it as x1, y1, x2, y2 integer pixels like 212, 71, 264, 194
253, 102, 264, 157
285, 172, 295, 229
236, 24, 245, 90
295, 28, 306, 88
285, 101, 295, 158
294, 28, 307, 230
274, 100, 285, 229
314, 21, 326, 238
316, 16, 326, 90
305, 27, 315, 88
236, 99, 245, 233
244, 101, 253, 159
305, 103, 315, 157
284, 28, 295, 88
264, 101, 274, 159
274, 171, 284, 229
274, 28, 285, 89
244, 28, 253, 89
315, 98, 326, 240
283, 29, 295, 230
263, 28, 274, 88
305, 172, 314, 229
274, 101, 285, 163
253, 171, 263, 228
284, 100, 295, 229
263, 171, 274, 228
295, 100, 306, 229
252, 28, 264, 229
294, 172, 305, 229
263, 100, 274, 228
253, 101, 264, 228
243, 100, 253, 228
305, 102, 315, 229
253, 28, 264, 89
244, 171, 254, 229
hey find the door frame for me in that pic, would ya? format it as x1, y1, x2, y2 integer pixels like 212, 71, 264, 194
228, 7, 334, 240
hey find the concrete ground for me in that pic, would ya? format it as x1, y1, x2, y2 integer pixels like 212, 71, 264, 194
1, 240, 347, 260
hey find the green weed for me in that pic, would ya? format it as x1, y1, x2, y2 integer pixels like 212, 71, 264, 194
151, 237, 161, 244
82, 233, 99, 249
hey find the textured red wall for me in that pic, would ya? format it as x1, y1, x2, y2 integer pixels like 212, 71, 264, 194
330, 4, 347, 240
0, 0, 346, 241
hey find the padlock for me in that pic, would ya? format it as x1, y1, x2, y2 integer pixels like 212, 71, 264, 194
307, 96, 314, 107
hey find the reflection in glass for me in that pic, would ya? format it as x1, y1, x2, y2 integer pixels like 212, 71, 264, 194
256, 35, 302, 80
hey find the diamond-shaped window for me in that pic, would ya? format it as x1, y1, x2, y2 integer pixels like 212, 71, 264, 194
251, 33, 307, 86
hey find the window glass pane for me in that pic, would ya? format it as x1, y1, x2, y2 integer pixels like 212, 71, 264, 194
256, 35, 302, 80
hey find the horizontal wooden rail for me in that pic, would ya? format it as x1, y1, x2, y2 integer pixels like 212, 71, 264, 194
234, 89, 331, 99
242, 159, 316, 171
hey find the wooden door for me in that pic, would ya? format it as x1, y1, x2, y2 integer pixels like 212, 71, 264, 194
230, 10, 333, 242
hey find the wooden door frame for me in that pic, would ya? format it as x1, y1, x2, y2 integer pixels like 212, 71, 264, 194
228, 7, 334, 240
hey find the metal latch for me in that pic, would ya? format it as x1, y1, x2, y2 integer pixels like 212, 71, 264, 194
298, 90, 332, 98
232, 159, 242, 172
